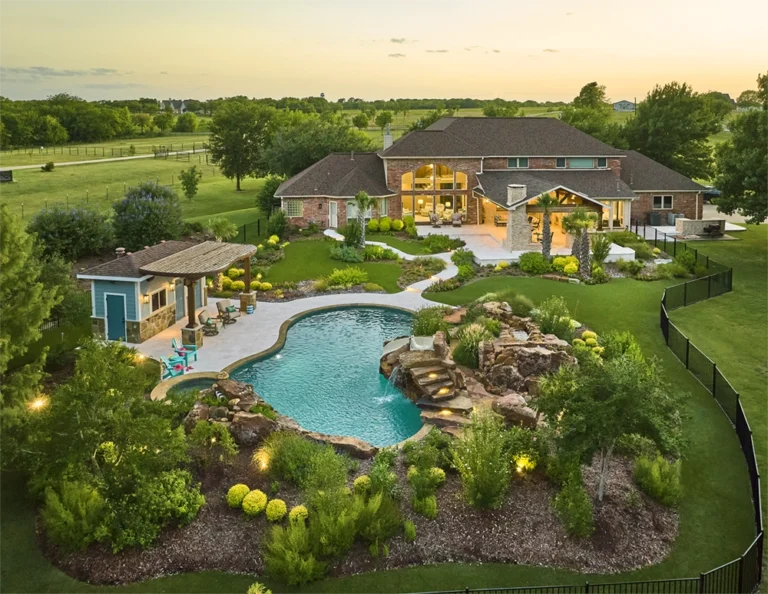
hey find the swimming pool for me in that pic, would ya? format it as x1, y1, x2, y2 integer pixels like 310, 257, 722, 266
230, 307, 422, 446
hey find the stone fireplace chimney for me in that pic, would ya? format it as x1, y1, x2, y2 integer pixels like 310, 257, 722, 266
507, 184, 527, 206
383, 123, 393, 150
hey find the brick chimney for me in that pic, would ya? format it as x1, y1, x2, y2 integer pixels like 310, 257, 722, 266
383, 123, 393, 150
507, 184, 527, 206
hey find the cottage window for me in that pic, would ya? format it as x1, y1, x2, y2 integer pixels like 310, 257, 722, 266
283, 199, 304, 218
506, 158, 529, 169
556, 158, 566, 168
150, 289, 167, 313
653, 195, 673, 210
597, 157, 608, 168
568, 158, 594, 169
347, 202, 372, 221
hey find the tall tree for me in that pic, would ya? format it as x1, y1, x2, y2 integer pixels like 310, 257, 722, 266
179, 165, 203, 201
536, 192, 559, 259
374, 110, 393, 131
572, 82, 609, 109
352, 113, 369, 129
562, 207, 595, 277
174, 112, 198, 133
353, 191, 378, 247
561, 81, 623, 146
0, 205, 59, 444
112, 182, 184, 251
209, 100, 277, 190
132, 113, 152, 134
153, 112, 175, 132
622, 82, 725, 179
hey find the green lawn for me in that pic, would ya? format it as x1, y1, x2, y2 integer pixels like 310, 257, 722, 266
670, 225, 767, 578
366, 233, 430, 255
266, 239, 403, 293
0, 157, 264, 227
0, 133, 211, 167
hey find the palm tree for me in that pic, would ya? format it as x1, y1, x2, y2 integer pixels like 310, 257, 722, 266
353, 190, 378, 247
561, 207, 597, 277
535, 192, 559, 259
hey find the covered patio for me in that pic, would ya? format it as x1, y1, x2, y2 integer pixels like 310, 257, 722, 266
138, 241, 258, 348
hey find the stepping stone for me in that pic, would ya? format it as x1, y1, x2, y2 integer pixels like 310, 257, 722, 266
425, 380, 455, 397
417, 394, 473, 414
410, 365, 446, 378
420, 410, 472, 429
414, 371, 451, 387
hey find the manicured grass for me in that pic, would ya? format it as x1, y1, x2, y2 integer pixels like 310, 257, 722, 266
6, 321, 91, 371
366, 233, 430, 255
0, 157, 264, 226
266, 239, 403, 293
670, 225, 767, 578
0, 134, 210, 167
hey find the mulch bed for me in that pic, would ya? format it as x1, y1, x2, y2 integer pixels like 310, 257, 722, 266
41, 448, 677, 586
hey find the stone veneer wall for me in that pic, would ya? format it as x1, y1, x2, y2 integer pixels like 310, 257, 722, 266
632, 192, 702, 223
124, 304, 177, 343
503, 207, 532, 251
91, 317, 105, 340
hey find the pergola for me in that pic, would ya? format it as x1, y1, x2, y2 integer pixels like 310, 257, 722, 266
140, 241, 258, 328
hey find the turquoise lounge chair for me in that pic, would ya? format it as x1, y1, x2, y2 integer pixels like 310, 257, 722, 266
172, 337, 198, 363
161, 356, 186, 379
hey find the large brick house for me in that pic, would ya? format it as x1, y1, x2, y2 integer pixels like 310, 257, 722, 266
275, 117, 704, 251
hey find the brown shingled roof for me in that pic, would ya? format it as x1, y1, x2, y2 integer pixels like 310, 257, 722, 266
275, 152, 393, 197
78, 240, 196, 278
380, 117, 625, 158
620, 150, 705, 192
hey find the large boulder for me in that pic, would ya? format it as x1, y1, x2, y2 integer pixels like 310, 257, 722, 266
492, 393, 538, 428
214, 379, 256, 401
229, 411, 277, 446
487, 364, 525, 393
183, 402, 209, 432
304, 432, 377, 459
512, 346, 574, 378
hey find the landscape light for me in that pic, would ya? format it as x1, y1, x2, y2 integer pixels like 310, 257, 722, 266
254, 450, 269, 471
437, 387, 450, 396
438, 409, 452, 416
27, 396, 49, 412
428, 372, 438, 379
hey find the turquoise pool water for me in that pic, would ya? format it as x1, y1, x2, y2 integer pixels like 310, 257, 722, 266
230, 307, 422, 446
168, 378, 216, 395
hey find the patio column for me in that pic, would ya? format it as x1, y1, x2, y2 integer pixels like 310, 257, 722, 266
608, 202, 614, 231
239, 256, 257, 313
185, 277, 197, 328
243, 257, 251, 288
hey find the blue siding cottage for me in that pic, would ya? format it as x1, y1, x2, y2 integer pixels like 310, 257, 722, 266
78, 241, 206, 343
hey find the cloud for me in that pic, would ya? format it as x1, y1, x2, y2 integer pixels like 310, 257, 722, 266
492, 49, 501, 53
390, 38, 408, 44
388, 53, 406, 58
160, 71, 169, 75
566, 12, 575, 16
543, 48, 559, 53
0, 66, 125, 79
426, 49, 448, 53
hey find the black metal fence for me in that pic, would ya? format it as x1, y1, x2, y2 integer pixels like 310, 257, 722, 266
230, 218, 270, 244
416, 224, 764, 594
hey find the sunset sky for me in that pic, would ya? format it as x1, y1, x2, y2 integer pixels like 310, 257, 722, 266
1, 0, 765, 102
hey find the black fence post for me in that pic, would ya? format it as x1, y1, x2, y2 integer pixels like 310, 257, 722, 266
673, 237, 677, 256
699, 573, 705, 594
712, 363, 718, 397
686, 338, 690, 368
684, 282, 688, 306
708, 275, 712, 298
257, 219, 261, 236
585, 581, 590, 594
738, 554, 744, 593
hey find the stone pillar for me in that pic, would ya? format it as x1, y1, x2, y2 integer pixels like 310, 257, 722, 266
181, 325, 204, 349
240, 291, 257, 312
503, 207, 532, 251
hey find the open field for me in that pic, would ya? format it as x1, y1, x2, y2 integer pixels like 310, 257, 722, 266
0, 133, 210, 167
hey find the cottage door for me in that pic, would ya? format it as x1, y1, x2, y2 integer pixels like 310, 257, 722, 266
329, 201, 338, 228
105, 294, 126, 341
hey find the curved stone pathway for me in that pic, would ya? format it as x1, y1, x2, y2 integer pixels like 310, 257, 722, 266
136, 234, 459, 372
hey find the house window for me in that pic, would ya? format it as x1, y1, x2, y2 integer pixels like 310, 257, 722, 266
401, 172, 413, 191
150, 289, 167, 313
283, 199, 304, 218
653, 195, 673, 210
379, 198, 389, 217
507, 157, 529, 168
347, 202, 372, 221
556, 158, 566, 168
597, 157, 608, 168
568, 158, 594, 169
455, 171, 467, 190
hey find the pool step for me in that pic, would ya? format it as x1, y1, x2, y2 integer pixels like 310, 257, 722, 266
410, 365, 446, 378
420, 410, 471, 429
417, 394, 473, 414
414, 371, 451, 388
424, 380, 455, 400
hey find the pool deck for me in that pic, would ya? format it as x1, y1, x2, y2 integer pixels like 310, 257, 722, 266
135, 239, 457, 373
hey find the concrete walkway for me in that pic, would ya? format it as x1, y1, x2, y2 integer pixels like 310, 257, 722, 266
3, 149, 207, 171
136, 234, 458, 371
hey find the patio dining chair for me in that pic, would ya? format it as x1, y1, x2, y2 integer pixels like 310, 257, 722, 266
216, 299, 241, 325
161, 355, 186, 380
198, 311, 220, 336
172, 337, 198, 363
451, 212, 463, 227
429, 213, 442, 228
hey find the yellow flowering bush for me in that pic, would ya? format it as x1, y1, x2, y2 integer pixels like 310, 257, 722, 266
581, 330, 597, 340
592, 346, 605, 356
259, 282, 273, 291
430, 467, 446, 486
250, 280, 261, 291
572, 338, 585, 347
231, 280, 246, 291
563, 262, 578, 275
227, 267, 242, 279
288, 505, 308, 525
552, 255, 579, 272
268, 235, 280, 243
585, 337, 598, 347
353, 475, 371, 495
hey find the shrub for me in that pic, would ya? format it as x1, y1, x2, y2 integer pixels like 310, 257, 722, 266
479, 316, 502, 336
379, 217, 392, 232
403, 215, 415, 228
330, 244, 364, 262
590, 234, 612, 265
453, 323, 493, 368
41, 161, 55, 172
552, 255, 578, 272
508, 294, 535, 316
411, 306, 449, 336
227, 267, 242, 279
403, 520, 417, 542
353, 475, 371, 495
259, 282, 273, 291
231, 280, 246, 291
41, 481, 107, 551
289, 505, 309, 525
363, 282, 384, 292
412, 495, 438, 519
534, 296, 573, 340
607, 230, 638, 247
367, 218, 380, 232
221, 276, 233, 290
674, 250, 697, 273
584, 337, 598, 347
553, 479, 594, 538
113, 182, 184, 251
362, 244, 398, 261
188, 421, 238, 467
28, 206, 113, 261
617, 258, 645, 275
627, 241, 654, 260
451, 408, 510, 508
391, 219, 404, 231
426, 278, 462, 292
563, 262, 578, 275
406, 225, 419, 239
586, 266, 610, 285
243, 490, 269, 516
369, 451, 399, 498
457, 264, 475, 282
250, 280, 262, 290
400, 256, 446, 285
421, 234, 463, 253
355, 492, 402, 544
407, 464, 446, 500
266, 499, 288, 522
326, 266, 368, 288
451, 248, 475, 266
258, 433, 323, 487
247, 583, 272, 594
249, 403, 278, 420
581, 330, 596, 340
694, 264, 709, 277
617, 433, 659, 459
634, 456, 682, 506
226, 484, 251, 508
519, 251, 551, 274
266, 210, 288, 239
339, 220, 362, 247
307, 490, 359, 558
573, 338, 585, 347
264, 520, 327, 585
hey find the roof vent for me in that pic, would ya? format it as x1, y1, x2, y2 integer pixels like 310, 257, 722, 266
115, 247, 126, 258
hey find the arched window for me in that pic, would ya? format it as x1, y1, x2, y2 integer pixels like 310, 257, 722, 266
401, 172, 413, 191
414, 164, 434, 190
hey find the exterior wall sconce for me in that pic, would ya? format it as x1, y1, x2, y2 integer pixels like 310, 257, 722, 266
142, 294, 150, 304
318, 202, 323, 209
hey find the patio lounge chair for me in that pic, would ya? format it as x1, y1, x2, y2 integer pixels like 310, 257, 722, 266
429, 213, 442, 228
198, 311, 220, 336
217, 299, 240, 325
451, 212, 463, 227
161, 355, 186, 379
172, 337, 198, 363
